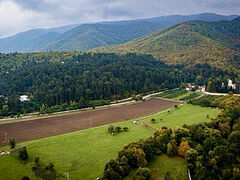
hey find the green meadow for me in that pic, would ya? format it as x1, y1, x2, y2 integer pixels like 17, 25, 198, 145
0, 104, 220, 180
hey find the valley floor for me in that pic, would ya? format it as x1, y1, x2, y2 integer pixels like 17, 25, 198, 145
0, 98, 179, 147
0, 103, 220, 180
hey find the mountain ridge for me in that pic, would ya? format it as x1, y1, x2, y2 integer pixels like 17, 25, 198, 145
0, 13, 238, 53
93, 19, 240, 73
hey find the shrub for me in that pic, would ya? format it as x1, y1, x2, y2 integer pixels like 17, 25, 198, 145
19, 147, 28, 161
164, 172, 174, 180
9, 138, 16, 149
34, 157, 40, 165
32, 158, 59, 180
21, 176, 30, 180
115, 126, 122, 133
151, 118, 156, 123
123, 127, 129, 131
108, 125, 115, 133
135, 167, 151, 180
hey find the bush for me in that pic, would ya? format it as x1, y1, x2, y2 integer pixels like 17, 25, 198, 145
135, 167, 151, 180
151, 118, 156, 123
123, 127, 129, 131
108, 125, 115, 133
21, 176, 30, 180
9, 138, 16, 149
164, 172, 174, 180
34, 157, 40, 164
19, 147, 29, 161
115, 126, 122, 133
32, 157, 59, 180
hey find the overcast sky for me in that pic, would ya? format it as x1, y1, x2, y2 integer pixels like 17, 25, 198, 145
0, 0, 239, 38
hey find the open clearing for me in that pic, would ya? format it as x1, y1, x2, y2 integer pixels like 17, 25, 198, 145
125, 155, 188, 180
0, 104, 220, 180
0, 98, 179, 146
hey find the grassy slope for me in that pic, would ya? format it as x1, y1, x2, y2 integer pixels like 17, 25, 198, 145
0, 104, 220, 180
94, 20, 240, 72
140, 103, 219, 129
125, 155, 188, 180
156, 89, 201, 101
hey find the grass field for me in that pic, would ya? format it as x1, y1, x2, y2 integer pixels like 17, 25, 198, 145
0, 104, 220, 180
125, 155, 188, 180
156, 89, 201, 101
140, 103, 218, 129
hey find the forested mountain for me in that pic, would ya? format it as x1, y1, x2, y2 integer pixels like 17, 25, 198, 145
0, 52, 233, 116
0, 13, 237, 53
39, 13, 238, 52
95, 17, 240, 73
102, 13, 237, 25
39, 22, 160, 51
0, 24, 79, 53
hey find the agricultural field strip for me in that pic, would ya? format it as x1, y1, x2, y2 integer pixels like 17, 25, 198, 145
0, 98, 180, 147
0, 91, 165, 124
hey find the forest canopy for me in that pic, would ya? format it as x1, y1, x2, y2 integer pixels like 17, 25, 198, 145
0, 52, 234, 117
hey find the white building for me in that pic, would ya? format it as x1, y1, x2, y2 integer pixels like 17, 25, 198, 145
198, 85, 206, 92
20, 95, 30, 102
228, 79, 236, 89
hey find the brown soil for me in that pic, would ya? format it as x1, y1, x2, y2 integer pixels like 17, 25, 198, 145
0, 98, 180, 146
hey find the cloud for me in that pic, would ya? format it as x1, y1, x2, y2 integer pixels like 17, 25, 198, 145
0, 0, 239, 38
0, 0, 64, 38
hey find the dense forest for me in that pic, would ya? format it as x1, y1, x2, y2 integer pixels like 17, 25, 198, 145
0, 52, 235, 117
103, 95, 240, 180
95, 18, 240, 73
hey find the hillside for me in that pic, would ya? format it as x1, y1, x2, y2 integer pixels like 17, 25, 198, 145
39, 22, 161, 51
0, 13, 237, 53
39, 13, 238, 52
94, 18, 240, 72
0, 24, 79, 53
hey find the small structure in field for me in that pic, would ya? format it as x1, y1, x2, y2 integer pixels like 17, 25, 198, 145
133, 120, 139, 124
20, 95, 30, 102
133, 120, 142, 124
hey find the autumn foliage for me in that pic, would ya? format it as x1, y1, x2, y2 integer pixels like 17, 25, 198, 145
178, 141, 191, 157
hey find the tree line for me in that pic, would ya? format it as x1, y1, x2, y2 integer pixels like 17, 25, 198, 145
0, 52, 234, 117
102, 95, 240, 179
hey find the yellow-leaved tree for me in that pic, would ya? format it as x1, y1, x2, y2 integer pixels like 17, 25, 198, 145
178, 141, 190, 157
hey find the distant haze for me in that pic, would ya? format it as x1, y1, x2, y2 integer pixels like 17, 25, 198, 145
0, 0, 239, 38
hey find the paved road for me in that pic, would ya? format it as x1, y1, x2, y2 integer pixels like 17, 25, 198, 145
201, 91, 240, 96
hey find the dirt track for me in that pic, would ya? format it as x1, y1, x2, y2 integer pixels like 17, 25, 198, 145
0, 98, 180, 146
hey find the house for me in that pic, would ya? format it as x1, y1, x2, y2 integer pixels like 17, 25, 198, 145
228, 79, 236, 89
198, 85, 206, 92
20, 95, 30, 102
186, 83, 195, 91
